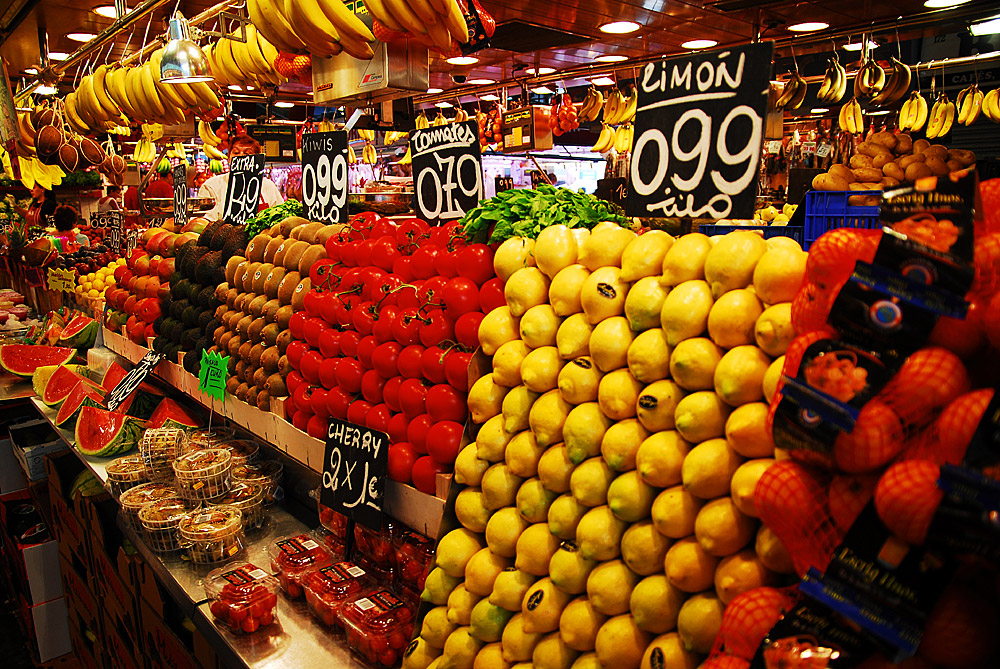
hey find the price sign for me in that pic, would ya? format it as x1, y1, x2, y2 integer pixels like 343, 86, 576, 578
90, 211, 123, 229
301, 131, 349, 224
105, 350, 163, 412
321, 417, 388, 529
173, 163, 187, 223
627, 42, 775, 220
495, 176, 515, 193
411, 120, 484, 222
766, 140, 783, 154
46, 267, 76, 293
802, 142, 817, 155
816, 143, 832, 158
198, 350, 229, 401
223, 154, 265, 226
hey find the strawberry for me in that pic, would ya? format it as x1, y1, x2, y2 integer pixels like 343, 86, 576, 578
904, 388, 995, 466
828, 473, 878, 533
918, 584, 999, 668
878, 347, 970, 428
874, 460, 942, 544
719, 587, 797, 659
790, 282, 840, 337
833, 400, 905, 473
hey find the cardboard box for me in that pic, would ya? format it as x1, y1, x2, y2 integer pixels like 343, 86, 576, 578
45, 452, 91, 564
67, 609, 101, 669
0, 434, 28, 494
92, 546, 140, 643
60, 551, 98, 631
11, 417, 67, 481
139, 599, 199, 669
101, 612, 142, 669
3, 532, 63, 605
18, 592, 73, 663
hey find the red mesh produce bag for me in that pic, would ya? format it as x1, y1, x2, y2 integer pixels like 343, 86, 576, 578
984, 291, 1000, 350
714, 586, 799, 660
978, 178, 1000, 236
875, 347, 970, 428
873, 459, 943, 545
833, 400, 906, 473
806, 228, 878, 291
790, 282, 840, 336
903, 388, 995, 466
926, 296, 989, 360
970, 232, 1000, 297
828, 472, 878, 533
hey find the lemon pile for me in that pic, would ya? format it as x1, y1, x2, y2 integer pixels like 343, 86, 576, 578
75, 259, 124, 299
406, 225, 808, 669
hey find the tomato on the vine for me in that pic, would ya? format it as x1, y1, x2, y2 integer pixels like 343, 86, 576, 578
444, 350, 473, 391
352, 303, 376, 336
395, 218, 429, 249
382, 376, 404, 412
318, 328, 341, 358
361, 369, 387, 404
356, 335, 379, 368
372, 341, 403, 378
371, 237, 401, 272
426, 385, 468, 423
456, 244, 495, 285
360, 269, 388, 301
420, 346, 448, 384
399, 378, 429, 419
339, 331, 361, 358
372, 305, 399, 343
454, 312, 484, 349
397, 345, 426, 379
418, 276, 449, 309
410, 247, 441, 280
479, 277, 506, 313
443, 277, 480, 320
355, 239, 376, 267
391, 309, 421, 346
418, 311, 454, 348
433, 250, 458, 278
392, 255, 414, 282
303, 290, 324, 318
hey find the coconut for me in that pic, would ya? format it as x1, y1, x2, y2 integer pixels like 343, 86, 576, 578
79, 137, 106, 166
110, 154, 127, 173
35, 125, 64, 157
58, 143, 80, 172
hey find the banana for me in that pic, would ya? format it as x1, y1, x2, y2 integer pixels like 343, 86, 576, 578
614, 124, 634, 153
407, 0, 438, 26
364, 0, 406, 32
439, 0, 470, 44
604, 90, 626, 125
251, 0, 309, 54
189, 81, 222, 112
817, 59, 835, 102
362, 142, 377, 164
926, 94, 948, 139
16, 114, 35, 149
591, 124, 613, 153
243, 25, 273, 75
397, 146, 411, 164
199, 120, 221, 147
899, 93, 914, 131
957, 85, 984, 126
855, 57, 886, 100
230, 32, 262, 79
838, 98, 863, 134
983, 88, 1000, 123
869, 57, 910, 106
316, 0, 376, 43
415, 111, 429, 130
105, 67, 139, 120
432, 112, 447, 127
76, 75, 105, 126
149, 51, 190, 113
63, 92, 91, 133
286, 0, 344, 58
139, 62, 167, 118
125, 66, 152, 121
912, 92, 929, 132
347, 144, 357, 164
620, 87, 637, 123
338, 32, 376, 60
92, 65, 124, 120
578, 88, 597, 121
940, 98, 956, 137
775, 73, 807, 110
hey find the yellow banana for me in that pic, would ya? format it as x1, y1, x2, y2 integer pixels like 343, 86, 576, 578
438, 0, 470, 44
286, 0, 344, 58
364, 0, 406, 32
63, 92, 91, 133
248, 0, 307, 54
347, 144, 357, 164
398, 146, 411, 164
591, 124, 613, 153
415, 111, 429, 130
316, 0, 376, 43
982, 88, 1000, 123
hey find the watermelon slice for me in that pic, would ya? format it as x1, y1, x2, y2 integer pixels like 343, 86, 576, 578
101, 362, 128, 392
148, 398, 203, 430
42, 365, 103, 407
32, 363, 88, 398
0, 345, 76, 377
55, 383, 106, 429
58, 315, 98, 349
75, 406, 146, 457
100, 361, 160, 419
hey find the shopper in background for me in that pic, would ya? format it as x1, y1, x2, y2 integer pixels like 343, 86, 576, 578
197, 135, 283, 221
52, 205, 90, 250
124, 168, 174, 228
98, 184, 122, 212
16, 184, 57, 228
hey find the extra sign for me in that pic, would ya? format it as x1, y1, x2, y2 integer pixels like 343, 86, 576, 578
411, 120, 484, 222
301, 131, 349, 225
223, 154, 265, 226
321, 417, 388, 529
105, 350, 163, 412
627, 42, 775, 221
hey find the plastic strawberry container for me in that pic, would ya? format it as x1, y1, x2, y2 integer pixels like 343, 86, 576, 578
119, 482, 179, 531
268, 533, 334, 599
339, 589, 415, 667
354, 520, 396, 569
173, 448, 233, 502
138, 497, 188, 553
393, 531, 434, 592
233, 460, 284, 506
302, 561, 370, 628
106, 454, 149, 499
205, 562, 279, 635
314, 525, 349, 561
139, 428, 186, 482
178, 505, 245, 564
211, 481, 265, 530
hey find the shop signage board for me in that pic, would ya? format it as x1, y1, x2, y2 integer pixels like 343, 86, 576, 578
627, 41, 775, 220
223, 154, 265, 226
173, 163, 187, 223
91, 210, 125, 253
321, 418, 388, 529
300, 131, 349, 225
105, 351, 164, 412
46, 268, 76, 293
411, 120, 484, 222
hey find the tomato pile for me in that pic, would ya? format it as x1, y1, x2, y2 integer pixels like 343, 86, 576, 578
340, 590, 415, 667
205, 564, 279, 635
268, 534, 335, 599
287, 212, 498, 493
550, 93, 580, 136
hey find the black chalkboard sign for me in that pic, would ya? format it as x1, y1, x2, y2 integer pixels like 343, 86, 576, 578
320, 417, 388, 529
92, 211, 124, 253
411, 120, 483, 222
301, 131, 349, 225
173, 163, 187, 223
627, 42, 774, 220
105, 350, 163, 412
596, 177, 628, 209
495, 176, 514, 193
223, 154, 265, 226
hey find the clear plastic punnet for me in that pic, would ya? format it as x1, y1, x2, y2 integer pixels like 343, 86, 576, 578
205, 561, 280, 635
302, 561, 370, 628
138, 497, 188, 553
172, 448, 233, 502
339, 588, 415, 667
268, 533, 335, 599
106, 454, 149, 499
139, 428, 186, 482
119, 482, 179, 531
211, 481, 266, 530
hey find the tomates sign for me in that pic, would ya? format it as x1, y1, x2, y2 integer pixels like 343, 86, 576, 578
321, 417, 388, 529
224, 154, 265, 226
627, 42, 774, 220
411, 120, 484, 222
301, 131, 349, 225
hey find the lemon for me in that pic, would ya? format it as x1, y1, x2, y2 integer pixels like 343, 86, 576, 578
470, 599, 516, 643
621, 230, 674, 282
581, 267, 629, 324
444, 626, 485, 668
627, 329, 671, 383
755, 525, 796, 574
559, 596, 606, 652
661, 233, 712, 286
92, 279, 105, 291
714, 548, 776, 605
501, 614, 541, 662
595, 614, 650, 669
455, 443, 490, 486
105, 276, 115, 286
754, 303, 795, 357
731, 458, 776, 517
529, 390, 572, 447
493, 340, 530, 387
677, 593, 724, 654
490, 568, 537, 613
448, 585, 483, 625
682, 438, 744, 500
88, 289, 100, 298
695, 497, 756, 557
503, 385, 540, 434
579, 225, 636, 270
494, 236, 536, 281
521, 346, 564, 393
707, 288, 764, 349
516, 477, 559, 523
587, 559, 639, 616
598, 368, 642, 420
725, 402, 775, 458
75, 285, 84, 294
704, 231, 769, 299
621, 520, 670, 576
664, 536, 718, 593
763, 356, 784, 404
477, 415, 516, 462
753, 247, 807, 305
557, 313, 595, 360
486, 507, 529, 558
714, 345, 771, 407
598, 419, 647, 472
548, 542, 596, 594
480, 306, 521, 356
636, 379, 684, 432
630, 575, 684, 635
660, 280, 714, 346
637, 431, 690, 488
570, 457, 615, 507
589, 316, 634, 373
521, 578, 572, 634
533, 632, 578, 669
606, 470, 656, 522
481, 464, 525, 510
557, 357, 601, 404
535, 224, 579, 279
423, 567, 463, 605
674, 391, 731, 443
652, 485, 704, 539
571, 653, 599, 669
640, 633, 697, 669
467, 547, 512, 596
564, 403, 613, 464
456, 487, 491, 532
576, 505, 626, 561
472, 643, 508, 669
515, 522, 561, 576
420, 606, 456, 648
505, 267, 550, 317
404, 638, 442, 669
669, 338, 723, 391
549, 264, 591, 316
549, 494, 589, 541
537, 445, 574, 493
470, 374, 509, 424
625, 277, 670, 332
437, 529, 486, 578
506, 430, 545, 478
520, 305, 562, 348
766, 235, 802, 251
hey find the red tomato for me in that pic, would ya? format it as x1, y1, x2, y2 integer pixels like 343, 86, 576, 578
353, 303, 376, 336
346, 400, 373, 425
420, 346, 448, 384
318, 328, 341, 358
286, 341, 310, 370
392, 255, 414, 282
366, 404, 392, 432
339, 331, 361, 358
397, 345, 426, 378
406, 414, 433, 454
454, 312, 484, 349
300, 350, 324, 384
372, 305, 399, 343
310, 387, 330, 418
372, 341, 403, 378
318, 358, 340, 390
357, 335, 379, 368
382, 376, 404, 412
411, 456, 447, 494
443, 277, 480, 319
303, 318, 327, 348
456, 244, 495, 285
386, 413, 408, 443
337, 241, 359, 266
303, 290, 324, 318
355, 239, 376, 266
418, 276, 449, 308
387, 442, 417, 482
289, 312, 308, 339
426, 421, 463, 464
419, 311, 454, 348
361, 369, 387, 404
369, 218, 396, 240
434, 249, 458, 278
210, 600, 228, 621
307, 415, 328, 439
391, 309, 421, 347
444, 351, 473, 391
292, 408, 312, 431
371, 237, 401, 272
410, 247, 441, 279
360, 268, 388, 302
399, 378, 429, 419
396, 218, 429, 249
335, 359, 364, 394
286, 370, 306, 396
479, 278, 505, 312
325, 388, 353, 419
425, 385, 468, 423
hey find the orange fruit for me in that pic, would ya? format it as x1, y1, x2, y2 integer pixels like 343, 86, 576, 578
926, 298, 988, 360
970, 232, 1000, 296
828, 473, 877, 533
873, 460, 942, 545
805, 228, 864, 291
878, 347, 970, 427
718, 587, 796, 660
904, 388, 994, 466
790, 282, 838, 337
833, 400, 905, 473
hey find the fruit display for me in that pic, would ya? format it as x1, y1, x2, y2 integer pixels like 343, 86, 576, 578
205, 562, 280, 635
203, 26, 289, 90
75, 405, 147, 456
231, 459, 284, 505
119, 482, 180, 531
211, 481, 267, 530
339, 589, 415, 667
140, 427, 189, 482
0, 344, 76, 376
178, 505, 245, 564
172, 448, 233, 501
105, 454, 149, 499
590, 86, 636, 154
549, 94, 580, 137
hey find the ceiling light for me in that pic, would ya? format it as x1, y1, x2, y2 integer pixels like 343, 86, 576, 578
67, 32, 97, 42
531, 86, 554, 94
525, 67, 555, 75
23, 68, 37, 75
435, 101, 454, 107
93, 5, 118, 17
971, 15, 1000, 35
47, 52, 68, 61
160, 13, 213, 83
600, 21, 640, 34
274, 101, 295, 108
591, 76, 616, 86
34, 85, 57, 95
228, 85, 242, 91
468, 78, 495, 85
810, 108, 830, 114
788, 22, 829, 32
595, 55, 628, 63
426, 87, 443, 93
868, 110, 892, 115
925, 0, 972, 7
447, 56, 479, 65
482, 93, 500, 101
843, 40, 878, 51
681, 39, 718, 49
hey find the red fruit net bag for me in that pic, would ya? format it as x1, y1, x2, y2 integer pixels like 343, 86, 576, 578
711, 586, 800, 660
875, 347, 970, 429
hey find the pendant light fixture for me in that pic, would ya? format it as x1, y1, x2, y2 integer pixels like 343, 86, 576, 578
160, 12, 213, 84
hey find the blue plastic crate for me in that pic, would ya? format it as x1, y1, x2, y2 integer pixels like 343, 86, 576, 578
698, 224, 804, 245
803, 191, 881, 248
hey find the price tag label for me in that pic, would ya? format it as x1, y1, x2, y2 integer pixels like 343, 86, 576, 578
321, 417, 388, 530
106, 350, 163, 412
767, 140, 783, 154
46, 267, 76, 293
90, 210, 123, 229
411, 120, 484, 222
627, 42, 775, 220
223, 154, 265, 226
173, 163, 187, 223
802, 142, 817, 155
816, 143, 832, 158
198, 350, 229, 401
301, 131, 349, 224
495, 175, 514, 193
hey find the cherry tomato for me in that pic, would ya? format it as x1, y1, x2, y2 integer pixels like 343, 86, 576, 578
357, 335, 379, 368
443, 277, 481, 319
397, 345, 426, 378
286, 370, 306, 396
382, 376, 404, 412
386, 413, 408, 443
318, 329, 341, 358
303, 290, 324, 318
300, 350, 323, 384
292, 409, 311, 431
335, 359, 364, 394
479, 278, 506, 313
286, 341, 310, 370
307, 415, 328, 439
406, 413, 433, 454
293, 384, 314, 414
361, 369, 387, 404
418, 311, 454, 348
210, 600, 228, 621
444, 351, 473, 391
456, 244, 495, 285
355, 239, 376, 266
425, 385, 468, 423
366, 403, 392, 432
399, 378, 429, 419
411, 456, 447, 494
325, 388, 353, 419
371, 237, 401, 272
454, 311, 484, 349
387, 442, 417, 482
372, 341, 403, 378
346, 400, 372, 425
310, 387, 330, 418
420, 346, 448, 384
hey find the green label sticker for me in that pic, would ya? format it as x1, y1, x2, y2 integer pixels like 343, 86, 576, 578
198, 350, 230, 401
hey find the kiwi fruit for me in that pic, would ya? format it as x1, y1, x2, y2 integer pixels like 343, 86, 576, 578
276, 328, 292, 355
233, 260, 248, 285
273, 240, 291, 268
248, 295, 269, 318
227, 335, 242, 358
261, 346, 280, 373
298, 244, 328, 277
242, 263, 261, 293
235, 383, 250, 402
235, 360, 247, 381
237, 315, 254, 339
213, 325, 226, 344
256, 389, 270, 411
262, 299, 282, 323
276, 306, 294, 331
280, 215, 310, 237
248, 317, 267, 344
226, 376, 241, 395
315, 225, 341, 246
278, 355, 293, 377
223, 310, 242, 330
218, 331, 233, 350
234, 293, 250, 313
283, 241, 310, 271
250, 343, 265, 368
263, 236, 284, 263
225, 287, 239, 308
277, 271, 301, 305
239, 341, 253, 364
252, 263, 274, 295
215, 282, 230, 303
225, 256, 246, 284
246, 236, 270, 263
291, 277, 312, 312
297, 222, 325, 244
266, 373, 287, 397
265, 267, 286, 299
215, 304, 229, 320
262, 323, 281, 347
227, 354, 238, 375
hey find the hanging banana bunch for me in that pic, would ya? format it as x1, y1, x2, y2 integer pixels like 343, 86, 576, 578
982, 88, 1000, 124
384, 131, 409, 144
838, 98, 864, 135
816, 54, 848, 104
578, 86, 605, 123
926, 92, 956, 139
591, 124, 613, 153
361, 142, 378, 164
955, 84, 985, 126
358, 129, 376, 141
203, 25, 288, 91
415, 111, 430, 130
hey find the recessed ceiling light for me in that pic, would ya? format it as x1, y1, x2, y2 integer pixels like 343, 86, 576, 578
810, 108, 830, 114
24, 68, 37, 75
426, 87, 443, 93
868, 110, 892, 115
93, 5, 118, 17
274, 101, 295, 108
788, 22, 829, 32
228, 85, 242, 91
595, 55, 628, 63
924, 0, 972, 7
67, 32, 97, 42
468, 78, 495, 85
34, 85, 58, 95
47, 52, 68, 61
843, 40, 878, 51
971, 14, 1000, 35
681, 39, 718, 49
447, 56, 479, 65
246, 85, 254, 90
481, 93, 500, 101
531, 86, 555, 94
591, 76, 616, 86
600, 21, 640, 34
525, 67, 555, 75
435, 101, 454, 107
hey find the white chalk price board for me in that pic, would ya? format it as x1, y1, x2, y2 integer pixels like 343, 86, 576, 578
411, 120, 484, 222
92, 210, 125, 253
301, 131, 349, 225
320, 417, 388, 529
627, 42, 775, 220
173, 163, 187, 223
105, 350, 163, 412
223, 154, 265, 226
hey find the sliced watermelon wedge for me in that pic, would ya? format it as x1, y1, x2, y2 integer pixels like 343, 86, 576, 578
42, 365, 103, 407
75, 406, 146, 457
148, 398, 203, 430
32, 363, 88, 398
55, 384, 106, 429
58, 315, 98, 349
0, 345, 76, 377
101, 362, 128, 392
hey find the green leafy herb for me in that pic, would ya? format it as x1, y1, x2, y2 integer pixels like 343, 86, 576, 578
245, 199, 304, 238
